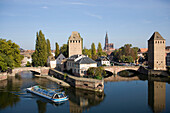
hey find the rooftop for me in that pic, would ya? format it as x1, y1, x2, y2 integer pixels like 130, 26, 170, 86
149, 32, 165, 41
75, 57, 96, 64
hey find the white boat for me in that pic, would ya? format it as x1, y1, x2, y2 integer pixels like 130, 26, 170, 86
27, 86, 68, 103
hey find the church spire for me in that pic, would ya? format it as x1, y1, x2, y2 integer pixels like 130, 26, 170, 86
105, 32, 108, 39
104, 32, 108, 50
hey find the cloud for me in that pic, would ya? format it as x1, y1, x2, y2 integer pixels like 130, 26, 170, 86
42, 6, 48, 9
85, 12, 102, 20
63, 2, 93, 6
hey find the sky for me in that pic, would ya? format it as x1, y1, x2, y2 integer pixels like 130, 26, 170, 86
0, 0, 170, 50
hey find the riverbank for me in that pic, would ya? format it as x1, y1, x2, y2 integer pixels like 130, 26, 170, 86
0, 72, 8, 81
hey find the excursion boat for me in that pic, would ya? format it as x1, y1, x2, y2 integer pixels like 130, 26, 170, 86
27, 86, 68, 103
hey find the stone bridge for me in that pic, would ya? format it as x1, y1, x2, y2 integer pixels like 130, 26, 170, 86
10, 67, 50, 76
104, 66, 140, 75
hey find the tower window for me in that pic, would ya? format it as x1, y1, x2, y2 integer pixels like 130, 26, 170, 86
160, 41, 162, 43
163, 41, 164, 43
73, 40, 74, 43
70, 40, 72, 43
76, 40, 77, 43
155, 41, 157, 43
158, 41, 159, 44
79, 40, 80, 43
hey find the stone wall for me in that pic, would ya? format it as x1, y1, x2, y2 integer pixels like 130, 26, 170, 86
49, 69, 104, 92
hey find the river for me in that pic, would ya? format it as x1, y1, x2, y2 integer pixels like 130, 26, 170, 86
0, 71, 170, 113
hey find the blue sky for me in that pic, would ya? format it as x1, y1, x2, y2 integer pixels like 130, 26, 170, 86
0, 0, 170, 50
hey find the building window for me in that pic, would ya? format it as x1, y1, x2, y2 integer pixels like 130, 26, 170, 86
155, 41, 157, 43
79, 40, 80, 43
158, 41, 159, 44
163, 41, 164, 43
70, 40, 72, 43
76, 40, 77, 43
160, 41, 162, 43
81, 71, 84, 74
73, 40, 74, 43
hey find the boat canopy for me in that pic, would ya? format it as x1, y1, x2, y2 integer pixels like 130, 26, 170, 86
32, 86, 63, 98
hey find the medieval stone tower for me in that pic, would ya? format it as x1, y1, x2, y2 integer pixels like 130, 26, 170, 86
68, 31, 82, 57
148, 32, 166, 70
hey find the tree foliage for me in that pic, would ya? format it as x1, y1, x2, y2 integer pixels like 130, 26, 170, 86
32, 30, 48, 67
55, 42, 60, 58
97, 42, 107, 57
60, 44, 68, 58
82, 47, 91, 58
112, 44, 139, 63
0, 39, 23, 71
46, 39, 52, 57
91, 43, 97, 60
87, 67, 106, 80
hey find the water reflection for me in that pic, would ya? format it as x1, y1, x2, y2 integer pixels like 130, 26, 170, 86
0, 78, 20, 110
67, 88, 105, 113
1, 71, 170, 113
148, 80, 166, 113
37, 100, 47, 113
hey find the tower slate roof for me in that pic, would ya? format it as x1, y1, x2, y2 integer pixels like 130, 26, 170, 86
149, 32, 165, 41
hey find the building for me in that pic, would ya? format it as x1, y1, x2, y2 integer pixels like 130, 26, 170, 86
47, 56, 56, 68
66, 55, 97, 77
137, 48, 148, 58
148, 81, 166, 113
104, 32, 114, 51
166, 46, 170, 54
148, 32, 166, 70
166, 53, 170, 66
56, 53, 66, 70
95, 56, 110, 67
21, 54, 32, 67
68, 31, 82, 57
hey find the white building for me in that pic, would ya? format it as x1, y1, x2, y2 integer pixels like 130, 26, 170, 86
66, 54, 97, 77
21, 54, 32, 67
95, 56, 110, 67
47, 56, 56, 68
56, 53, 66, 70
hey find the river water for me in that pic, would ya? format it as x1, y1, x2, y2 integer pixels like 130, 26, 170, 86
0, 71, 170, 113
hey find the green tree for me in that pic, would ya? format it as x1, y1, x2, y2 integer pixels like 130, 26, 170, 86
60, 44, 68, 57
91, 43, 97, 60
111, 44, 139, 63
55, 42, 60, 58
82, 47, 91, 58
97, 42, 103, 57
32, 30, 48, 67
46, 39, 52, 57
87, 67, 106, 80
26, 61, 31, 67
0, 39, 23, 71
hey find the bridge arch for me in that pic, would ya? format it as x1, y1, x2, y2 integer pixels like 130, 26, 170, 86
104, 66, 140, 75
11, 67, 50, 76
